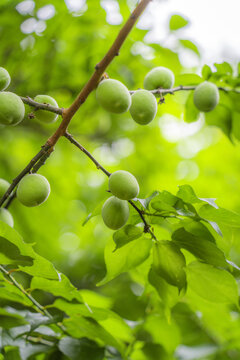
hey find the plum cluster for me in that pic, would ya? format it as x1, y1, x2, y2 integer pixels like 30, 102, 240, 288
102, 170, 139, 230
96, 66, 220, 125
0, 174, 50, 227
0, 67, 58, 126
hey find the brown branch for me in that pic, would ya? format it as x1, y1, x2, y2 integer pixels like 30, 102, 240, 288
21, 96, 63, 115
0, 144, 51, 207
47, 0, 152, 147
64, 132, 111, 177
130, 85, 240, 96
64, 132, 157, 240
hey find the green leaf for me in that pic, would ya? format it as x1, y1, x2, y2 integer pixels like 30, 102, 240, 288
205, 104, 232, 138
113, 224, 143, 250
82, 201, 104, 226
214, 62, 233, 76
31, 274, 83, 302
0, 222, 58, 279
98, 237, 152, 286
58, 337, 104, 360
177, 185, 201, 204
0, 308, 27, 329
179, 40, 200, 56
148, 267, 179, 308
137, 191, 159, 209
199, 204, 240, 227
169, 14, 188, 31
172, 227, 226, 267
184, 92, 200, 123
152, 241, 186, 290
202, 64, 212, 80
175, 74, 202, 86
187, 261, 238, 305
63, 315, 125, 357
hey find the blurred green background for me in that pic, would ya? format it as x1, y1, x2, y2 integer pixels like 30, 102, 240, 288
0, 0, 240, 312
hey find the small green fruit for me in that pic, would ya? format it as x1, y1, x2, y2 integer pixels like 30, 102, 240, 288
0, 179, 10, 199
0, 67, 11, 91
144, 67, 175, 90
130, 90, 157, 125
193, 81, 219, 112
0, 208, 14, 227
102, 196, 129, 230
109, 170, 139, 200
0, 92, 25, 125
96, 79, 131, 114
17, 174, 50, 207
34, 95, 58, 123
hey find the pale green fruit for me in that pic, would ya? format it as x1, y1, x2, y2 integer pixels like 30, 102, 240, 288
0, 92, 25, 125
102, 196, 129, 230
17, 174, 50, 207
109, 170, 139, 200
0, 67, 11, 91
34, 95, 58, 123
130, 90, 157, 125
96, 79, 131, 114
0, 208, 14, 227
144, 67, 175, 90
193, 81, 219, 112
0, 179, 10, 199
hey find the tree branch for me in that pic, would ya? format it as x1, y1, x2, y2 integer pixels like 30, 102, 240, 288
0, 144, 51, 207
21, 97, 63, 115
64, 132, 157, 240
46, 0, 152, 147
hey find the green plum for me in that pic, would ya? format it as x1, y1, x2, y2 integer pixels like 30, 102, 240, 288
193, 81, 219, 112
96, 79, 131, 114
0, 67, 11, 91
109, 170, 139, 200
17, 174, 50, 207
0, 92, 25, 125
0, 208, 14, 227
102, 196, 129, 230
0, 178, 10, 199
144, 67, 175, 90
130, 90, 157, 125
34, 95, 58, 123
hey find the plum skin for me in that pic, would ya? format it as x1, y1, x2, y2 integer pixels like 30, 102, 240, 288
17, 174, 50, 207
102, 196, 129, 230
34, 95, 58, 123
193, 81, 219, 112
144, 67, 175, 90
0, 179, 10, 199
0, 208, 14, 227
130, 90, 157, 125
0, 67, 11, 91
96, 79, 131, 114
0, 92, 25, 126
109, 170, 139, 200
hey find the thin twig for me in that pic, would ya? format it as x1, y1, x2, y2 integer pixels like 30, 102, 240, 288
0, 144, 51, 208
64, 132, 157, 240
130, 85, 240, 96
64, 132, 111, 177
21, 97, 63, 115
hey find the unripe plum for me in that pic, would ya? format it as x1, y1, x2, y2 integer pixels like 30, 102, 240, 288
0, 67, 11, 91
109, 170, 139, 200
96, 79, 131, 114
17, 174, 50, 207
193, 81, 219, 112
130, 90, 157, 125
34, 95, 58, 123
102, 196, 129, 230
0, 179, 10, 199
144, 67, 175, 90
0, 92, 25, 125
0, 208, 14, 227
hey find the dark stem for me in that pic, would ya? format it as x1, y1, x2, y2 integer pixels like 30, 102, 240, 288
21, 97, 63, 115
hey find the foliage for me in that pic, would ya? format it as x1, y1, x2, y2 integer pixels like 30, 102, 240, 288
0, 1, 240, 359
